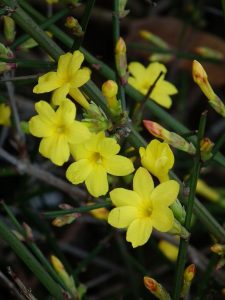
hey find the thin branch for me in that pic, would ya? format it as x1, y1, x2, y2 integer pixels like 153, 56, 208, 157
0, 148, 87, 200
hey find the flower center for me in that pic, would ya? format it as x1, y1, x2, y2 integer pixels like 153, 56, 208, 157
92, 152, 103, 164
139, 205, 152, 218
56, 125, 66, 134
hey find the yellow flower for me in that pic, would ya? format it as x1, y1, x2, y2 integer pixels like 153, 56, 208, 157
108, 167, 179, 247
66, 131, 134, 197
158, 240, 178, 262
0, 103, 11, 126
128, 62, 177, 108
29, 99, 91, 166
33, 51, 91, 108
139, 139, 174, 182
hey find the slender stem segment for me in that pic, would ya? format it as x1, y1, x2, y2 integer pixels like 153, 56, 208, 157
173, 112, 207, 300
0, 218, 64, 300
71, 0, 95, 51
113, 0, 126, 111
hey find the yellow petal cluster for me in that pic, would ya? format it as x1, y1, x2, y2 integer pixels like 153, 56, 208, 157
66, 131, 134, 197
108, 167, 179, 247
0, 103, 11, 126
29, 99, 91, 166
128, 62, 177, 108
140, 139, 174, 182
33, 51, 91, 108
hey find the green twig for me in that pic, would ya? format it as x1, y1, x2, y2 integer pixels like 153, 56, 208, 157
173, 112, 207, 300
71, 0, 95, 51
43, 201, 112, 219
11, 7, 69, 49
113, 0, 126, 111
0, 217, 64, 300
221, 0, 225, 26
1, 202, 75, 298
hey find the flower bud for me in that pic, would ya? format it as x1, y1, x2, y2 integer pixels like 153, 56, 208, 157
82, 102, 110, 133
196, 179, 220, 202
139, 30, 169, 49
0, 43, 16, 74
200, 138, 214, 161
0, 103, 11, 126
195, 47, 224, 60
65, 16, 84, 37
211, 243, 225, 256
3, 16, 16, 44
144, 277, 171, 300
89, 203, 109, 221
52, 213, 79, 227
118, 0, 130, 18
115, 37, 128, 85
181, 264, 196, 298
102, 80, 118, 108
143, 120, 196, 154
51, 255, 76, 295
192, 60, 225, 117
158, 240, 178, 262
170, 199, 186, 224
168, 219, 190, 240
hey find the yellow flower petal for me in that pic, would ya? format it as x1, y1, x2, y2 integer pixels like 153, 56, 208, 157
51, 83, 71, 106
85, 165, 108, 197
150, 90, 172, 108
159, 80, 178, 95
66, 159, 92, 184
151, 180, 179, 207
33, 72, 61, 93
71, 68, 90, 88
55, 99, 76, 125
57, 52, 72, 78
70, 142, 90, 161
133, 167, 154, 200
126, 218, 152, 248
128, 62, 146, 80
29, 116, 53, 137
69, 88, 89, 109
104, 155, 134, 176
39, 135, 70, 166
151, 206, 174, 232
99, 137, 120, 157
69, 50, 84, 77
67, 121, 91, 144
110, 188, 141, 207
108, 206, 137, 228
35, 101, 55, 123
146, 62, 167, 83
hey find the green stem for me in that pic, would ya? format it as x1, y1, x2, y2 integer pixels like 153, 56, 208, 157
113, 0, 126, 111
71, 0, 95, 51
196, 254, 219, 300
1, 202, 75, 298
173, 112, 207, 300
0, 217, 64, 300
43, 201, 112, 218
11, 7, 69, 49
2, 0, 63, 60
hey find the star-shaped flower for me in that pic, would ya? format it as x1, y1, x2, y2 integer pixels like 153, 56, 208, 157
29, 99, 91, 166
66, 131, 134, 197
128, 61, 177, 108
33, 51, 90, 108
108, 167, 179, 247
